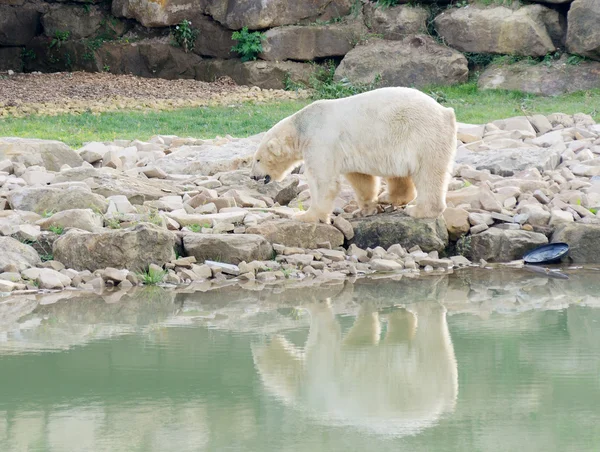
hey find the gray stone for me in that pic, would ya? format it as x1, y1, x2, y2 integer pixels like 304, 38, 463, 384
566, 0, 600, 61
455, 146, 561, 177
0, 5, 41, 46
335, 35, 468, 88
36, 209, 104, 232
333, 215, 354, 240
363, 3, 429, 40
53, 224, 176, 272
183, 233, 274, 265
351, 211, 448, 253
552, 223, 600, 263
0, 236, 41, 272
460, 228, 548, 262
42, 4, 106, 39
370, 259, 403, 272
435, 5, 562, 57
0, 138, 83, 171
246, 220, 344, 249
8, 185, 107, 215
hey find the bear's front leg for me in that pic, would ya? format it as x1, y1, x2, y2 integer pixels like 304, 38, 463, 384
293, 169, 340, 224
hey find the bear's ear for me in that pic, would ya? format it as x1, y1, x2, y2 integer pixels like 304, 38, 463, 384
267, 138, 282, 157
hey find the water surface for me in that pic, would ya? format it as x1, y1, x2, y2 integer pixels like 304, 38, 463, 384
1, 268, 600, 451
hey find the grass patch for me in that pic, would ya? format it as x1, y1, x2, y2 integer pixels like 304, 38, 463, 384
48, 225, 65, 235
1, 83, 600, 146
0, 101, 310, 148
138, 267, 167, 285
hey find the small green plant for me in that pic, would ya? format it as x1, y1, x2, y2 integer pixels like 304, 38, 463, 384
105, 217, 121, 229
138, 267, 167, 285
40, 253, 54, 262
304, 60, 381, 100
589, 207, 598, 215
464, 52, 495, 69
172, 19, 198, 53
48, 225, 65, 235
21, 49, 36, 61
50, 31, 70, 49
375, 0, 399, 8
231, 27, 265, 62
103, 65, 110, 72
42, 209, 55, 218
281, 268, 292, 279
146, 209, 163, 226
567, 54, 585, 66
462, 180, 472, 188
188, 223, 202, 233
428, 90, 448, 104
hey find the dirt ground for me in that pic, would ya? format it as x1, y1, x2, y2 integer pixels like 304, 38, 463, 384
0, 72, 309, 117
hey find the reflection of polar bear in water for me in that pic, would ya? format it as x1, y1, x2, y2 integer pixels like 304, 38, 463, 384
252, 300, 458, 436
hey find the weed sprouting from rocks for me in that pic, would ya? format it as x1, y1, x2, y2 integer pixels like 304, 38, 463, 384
139, 267, 167, 285
172, 19, 198, 53
231, 27, 265, 62
48, 225, 64, 235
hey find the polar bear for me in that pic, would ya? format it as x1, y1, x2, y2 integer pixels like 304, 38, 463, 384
249, 87, 457, 223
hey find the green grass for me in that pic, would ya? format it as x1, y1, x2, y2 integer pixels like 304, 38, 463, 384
138, 267, 167, 285
1, 83, 600, 147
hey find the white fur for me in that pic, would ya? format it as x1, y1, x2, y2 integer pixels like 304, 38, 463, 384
249, 87, 457, 223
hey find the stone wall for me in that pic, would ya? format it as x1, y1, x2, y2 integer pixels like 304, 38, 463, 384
0, 0, 598, 93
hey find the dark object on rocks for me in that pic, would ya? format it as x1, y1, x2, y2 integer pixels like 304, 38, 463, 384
523, 242, 569, 265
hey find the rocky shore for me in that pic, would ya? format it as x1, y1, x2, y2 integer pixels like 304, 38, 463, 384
1, 109, 600, 295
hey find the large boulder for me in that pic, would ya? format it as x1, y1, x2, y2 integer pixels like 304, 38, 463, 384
192, 14, 235, 59
183, 233, 274, 265
0, 236, 41, 272
363, 3, 429, 40
260, 23, 362, 62
195, 59, 314, 90
455, 146, 561, 177
459, 228, 548, 262
246, 220, 345, 249
335, 36, 468, 88
8, 185, 108, 215
0, 138, 83, 171
206, 0, 351, 30
42, 5, 106, 39
0, 47, 22, 72
154, 135, 261, 176
435, 5, 563, 56
36, 209, 104, 232
478, 56, 600, 96
53, 223, 176, 272
566, 0, 600, 61
112, 0, 350, 29
0, 5, 41, 46
350, 211, 448, 253
552, 223, 600, 263
53, 167, 182, 204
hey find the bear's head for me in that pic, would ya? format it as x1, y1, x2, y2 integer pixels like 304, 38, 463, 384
250, 124, 301, 184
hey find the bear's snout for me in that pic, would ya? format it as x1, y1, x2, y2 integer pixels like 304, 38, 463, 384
264, 175, 271, 184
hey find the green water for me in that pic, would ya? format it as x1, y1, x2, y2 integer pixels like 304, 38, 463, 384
1, 268, 600, 452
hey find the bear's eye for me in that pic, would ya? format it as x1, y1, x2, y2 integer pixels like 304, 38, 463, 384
256, 159, 260, 163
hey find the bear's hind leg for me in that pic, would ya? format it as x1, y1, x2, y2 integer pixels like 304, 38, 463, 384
379, 176, 417, 207
345, 172, 380, 217
405, 160, 449, 219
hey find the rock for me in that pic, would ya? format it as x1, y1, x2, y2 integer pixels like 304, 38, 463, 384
460, 228, 548, 262
260, 23, 361, 61
478, 56, 600, 96
192, 14, 235, 59
455, 146, 561, 177
517, 204, 551, 226
206, 0, 349, 30
363, 4, 428, 40
274, 179, 300, 206
246, 220, 344, 249
18, 224, 41, 241
8, 186, 108, 215
183, 234, 273, 265
42, 4, 106, 39
196, 59, 314, 90
0, 280, 16, 292
549, 209, 574, 225
335, 36, 468, 88
37, 209, 103, 232
205, 260, 240, 276
0, 47, 22, 72
0, 138, 83, 171
435, 5, 561, 57
370, 259, 403, 272
53, 167, 180, 204
0, 4, 41, 46
351, 211, 448, 253
566, 0, 600, 61
53, 224, 176, 272
37, 268, 70, 290
552, 223, 600, 263
155, 135, 261, 176
103, 267, 129, 283
333, 215, 354, 240
443, 207, 470, 241
0, 236, 42, 271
